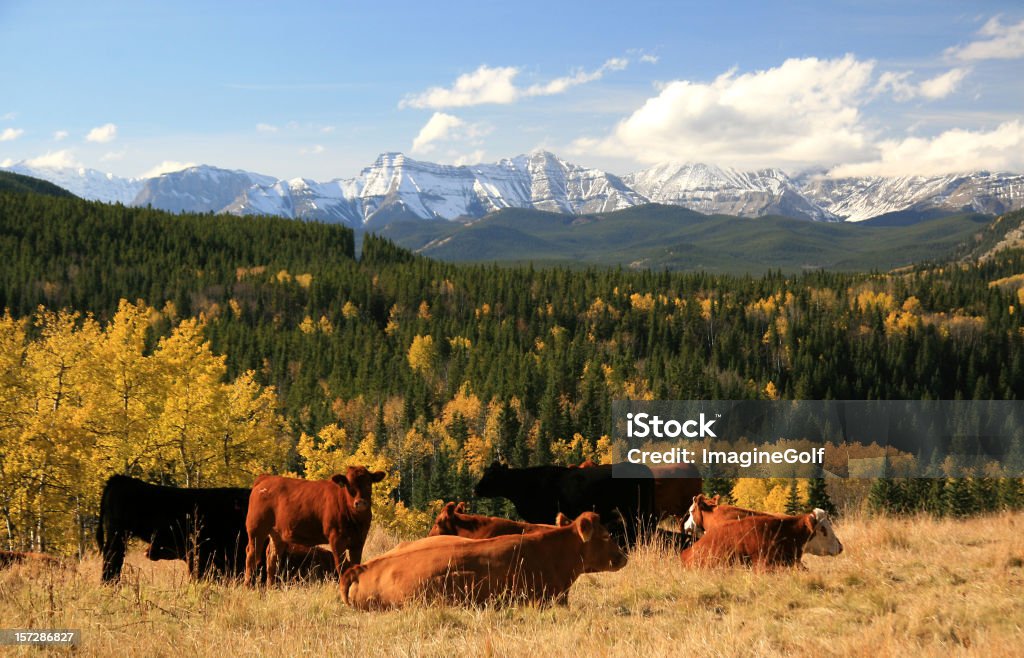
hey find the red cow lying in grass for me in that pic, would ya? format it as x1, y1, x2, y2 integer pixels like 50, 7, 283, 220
680, 512, 833, 569
684, 493, 843, 557
245, 466, 385, 586
341, 511, 627, 610
427, 502, 569, 539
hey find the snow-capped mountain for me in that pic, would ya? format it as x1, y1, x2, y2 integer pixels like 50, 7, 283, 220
798, 171, 1024, 222
4, 163, 144, 204
4, 153, 1024, 225
133, 166, 277, 214
624, 163, 838, 222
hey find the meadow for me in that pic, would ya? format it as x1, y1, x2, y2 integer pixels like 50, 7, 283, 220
2, 512, 1022, 657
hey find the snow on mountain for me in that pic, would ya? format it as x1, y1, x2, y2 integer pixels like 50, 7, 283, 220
799, 171, 1024, 221
133, 166, 277, 214
3, 164, 143, 204
624, 162, 838, 221
5, 154, 1023, 226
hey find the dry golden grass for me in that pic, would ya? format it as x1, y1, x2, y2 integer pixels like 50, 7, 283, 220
2, 513, 1023, 657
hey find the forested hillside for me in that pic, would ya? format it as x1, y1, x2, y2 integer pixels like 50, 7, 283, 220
2, 193, 1023, 553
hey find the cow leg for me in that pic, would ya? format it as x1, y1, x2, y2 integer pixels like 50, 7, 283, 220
266, 531, 284, 586
327, 532, 349, 579
101, 531, 127, 583
244, 531, 268, 587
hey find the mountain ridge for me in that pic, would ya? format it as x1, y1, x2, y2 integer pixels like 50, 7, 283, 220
5, 152, 1024, 226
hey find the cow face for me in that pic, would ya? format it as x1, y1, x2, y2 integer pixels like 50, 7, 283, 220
332, 466, 387, 513
683, 494, 719, 539
803, 509, 843, 556
474, 461, 510, 497
575, 512, 628, 572
428, 502, 460, 536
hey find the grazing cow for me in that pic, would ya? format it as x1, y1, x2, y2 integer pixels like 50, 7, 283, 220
244, 466, 386, 586
473, 462, 658, 546
265, 541, 337, 582
341, 511, 627, 610
685, 494, 843, 557
427, 502, 570, 539
0, 550, 63, 569
97, 475, 249, 583
680, 512, 829, 569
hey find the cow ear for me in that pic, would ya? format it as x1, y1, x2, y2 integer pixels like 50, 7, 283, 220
370, 470, 386, 483
711, 494, 721, 505
805, 513, 819, 533
576, 514, 594, 543
331, 473, 348, 487
454, 502, 467, 514
555, 512, 571, 526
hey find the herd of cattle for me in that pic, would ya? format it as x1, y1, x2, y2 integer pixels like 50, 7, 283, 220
2, 461, 843, 609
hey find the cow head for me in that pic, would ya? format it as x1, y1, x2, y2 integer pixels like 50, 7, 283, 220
803, 508, 843, 556
474, 461, 510, 497
331, 466, 386, 513
555, 512, 571, 526
427, 501, 462, 536
574, 511, 628, 572
683, 493, 720, 538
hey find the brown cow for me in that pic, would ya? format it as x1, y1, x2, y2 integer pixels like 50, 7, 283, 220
244, 466, 385, 586
265, 541, 337, 582
341, 511, 627, 610
0, 550, 63, 568
427, 502, 570, 539
686, 494, 843, 557
679, 512, 822, 569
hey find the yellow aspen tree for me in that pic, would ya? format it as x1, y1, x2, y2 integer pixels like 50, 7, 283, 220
213, 370, 289, 486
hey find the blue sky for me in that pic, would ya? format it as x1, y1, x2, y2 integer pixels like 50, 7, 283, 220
1, 0, 1022, 179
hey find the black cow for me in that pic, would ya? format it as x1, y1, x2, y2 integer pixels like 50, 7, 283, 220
473, 462, 657, 546
96, 475, 249, 583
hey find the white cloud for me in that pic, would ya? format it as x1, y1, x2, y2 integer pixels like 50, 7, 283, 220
875, 67, 969, 101
0, 128, 24, 141
640, 54, 659, 64
411, 112, 465, 153
299, 144, 326, 155
140, 160, 196, 178
575, 55, 876, 169
453, 150, 486, 166
256, 123, 278, 133
25, 150, 80, 169
0, 112, 15, 121
830, 120, 1024, 177
946, 17, 1024, 61
402, 66, 520, 109
401, 57, 630, 109
100, 150, 126, 162
918, 67, 970, 99
53, 130, 69, 141
85, 123, 117, 143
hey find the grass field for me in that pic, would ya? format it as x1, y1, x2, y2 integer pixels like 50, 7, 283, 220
2, 513, 1023, 657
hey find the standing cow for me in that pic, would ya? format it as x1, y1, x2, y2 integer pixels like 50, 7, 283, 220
473, 462, 658, 546
244, 466, 386, 586
97, 475, 250, 583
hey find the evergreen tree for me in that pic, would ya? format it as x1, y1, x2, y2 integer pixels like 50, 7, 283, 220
806, 477, 837, 516
784, 479, 803, 514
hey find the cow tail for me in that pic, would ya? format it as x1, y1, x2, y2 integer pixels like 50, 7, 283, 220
96, 480, 110, 552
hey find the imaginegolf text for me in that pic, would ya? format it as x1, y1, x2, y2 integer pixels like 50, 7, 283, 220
625, 447, 826, 468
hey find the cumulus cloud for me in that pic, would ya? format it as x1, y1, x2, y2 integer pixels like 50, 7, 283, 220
640, 54, 659, 64
53, 130, 69, 141
25, 150, 80, 169
453, 150, 486, 166
85, 123, 117, 143
875, 67, 969, 101
575, 55, 876, 169
140, 160, 195, 178
410, 112, 490, 154
0, 128, 24, 141
830, 120, 1024, 177
256, 123, 278, 133
401, 58, 630, 109
946, 17, 1024, 61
